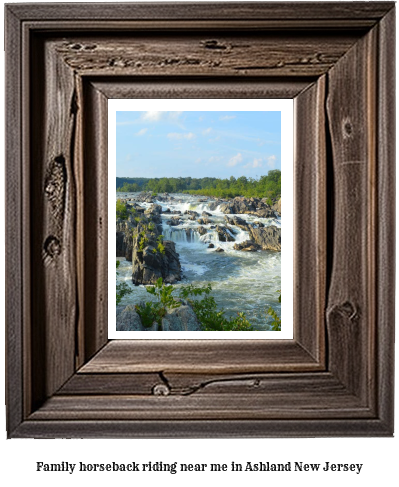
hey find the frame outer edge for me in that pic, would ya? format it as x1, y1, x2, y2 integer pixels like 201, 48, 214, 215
377, 7, 395, 434
5, 6, 24, 436
5, 2, 395, 22
5, 2, 395, 438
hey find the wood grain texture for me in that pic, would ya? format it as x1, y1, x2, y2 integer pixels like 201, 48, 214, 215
91, 78, 312, 100
81, 81, 109, 362
294, 76, 326, 364
5, 2, 395, 438
326, 27, 376, 406
5, 6, 24, 437
13, 418, 392, 439
30, 37, 78, 406
7, 2, 394, 22
376, 7, 396, 432
61, 371, 355, 397
28, 394, 372, 421
79, 340, 321, 374
54, 33, 360, 78
35, 371, 374, 421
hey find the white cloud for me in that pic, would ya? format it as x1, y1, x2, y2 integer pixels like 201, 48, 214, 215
135, 128, 148, 136
267, 155, 277, 168
167, 132, 195, 140
220, 115, 236, 121
195, 158, 202, 164
202, 127, 212, 135
141, 111, 163, 122
227, 153, 243, 167
244, 158, 263, 169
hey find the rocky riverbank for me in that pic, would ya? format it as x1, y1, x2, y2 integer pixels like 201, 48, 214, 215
116, 200, 181, 285
116, 299, 202, 331
116, 192, 282, 330
116, 192, 281, 281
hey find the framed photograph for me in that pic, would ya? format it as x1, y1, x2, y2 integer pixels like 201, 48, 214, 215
109, 99, 294, 339
5, 2, 395, 437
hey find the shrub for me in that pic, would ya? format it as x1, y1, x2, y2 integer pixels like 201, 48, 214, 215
116, 200, 128, 220
179, 283, 253, 331
116, 260, 133, 305
137, 233, 148, 252
267, 291, 281, 331
135, 277, 181, 331
134, 279, 255, 332
157, 235, 165, 254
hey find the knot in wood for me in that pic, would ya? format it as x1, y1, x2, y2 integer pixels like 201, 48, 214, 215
201, 40, 227, 50
342, 119, 353, 137
44, 236, 61, 257
45, 181, 56, 197
152, 383, 170, 396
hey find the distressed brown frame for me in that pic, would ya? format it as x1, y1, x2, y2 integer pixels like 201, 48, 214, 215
5, 2, 395, 438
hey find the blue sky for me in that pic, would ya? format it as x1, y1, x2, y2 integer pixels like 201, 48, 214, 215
116, 111, 281, 179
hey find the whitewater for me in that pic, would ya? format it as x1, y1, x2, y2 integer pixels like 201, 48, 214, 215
116, 193, 281, 330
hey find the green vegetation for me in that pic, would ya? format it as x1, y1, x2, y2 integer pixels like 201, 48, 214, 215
267, 291, 281, 331
137, 232, 148, 252
116, 177, 150, 191
179, 283, 253, 331
116, 170, 281, 199
133, 279, 253, 331
135, 277, 181, 330
157, 235, 165, 255
121, 277, 280, 332
116, 199, 129, 220
116, 260, 133, 305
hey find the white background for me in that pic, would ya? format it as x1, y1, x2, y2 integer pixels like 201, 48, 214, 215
1, 1, 398, 486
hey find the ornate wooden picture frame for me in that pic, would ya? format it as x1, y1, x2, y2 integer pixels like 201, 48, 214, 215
5, 2, 395, 438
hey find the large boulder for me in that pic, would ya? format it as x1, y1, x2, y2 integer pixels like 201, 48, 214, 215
116, 220, 134, 259
249, 225, 281, 251
216, 225, 235, 242
166, 216, 182, 226
140, 192, 156, 203
196, 226, 208, 236
253, 207, 275, 218
218, 201, 234, 214
219, 197, 257, 214
225, 215, 252, 232
161, 300, 202, 331
116, 231, 128, 257
116, 305, 157, 331
132, 239, 181, 285
144, 204, 163, 224
207, 201, 222, 211
116, 302, 202, 331
197, 216, 212, 225
272, 198, 281, 215
184, 210, 199, 218
233, 240, 261, 252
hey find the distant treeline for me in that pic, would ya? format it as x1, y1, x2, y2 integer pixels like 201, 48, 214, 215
116, 170, 281, 200
116, 177, 150, 191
